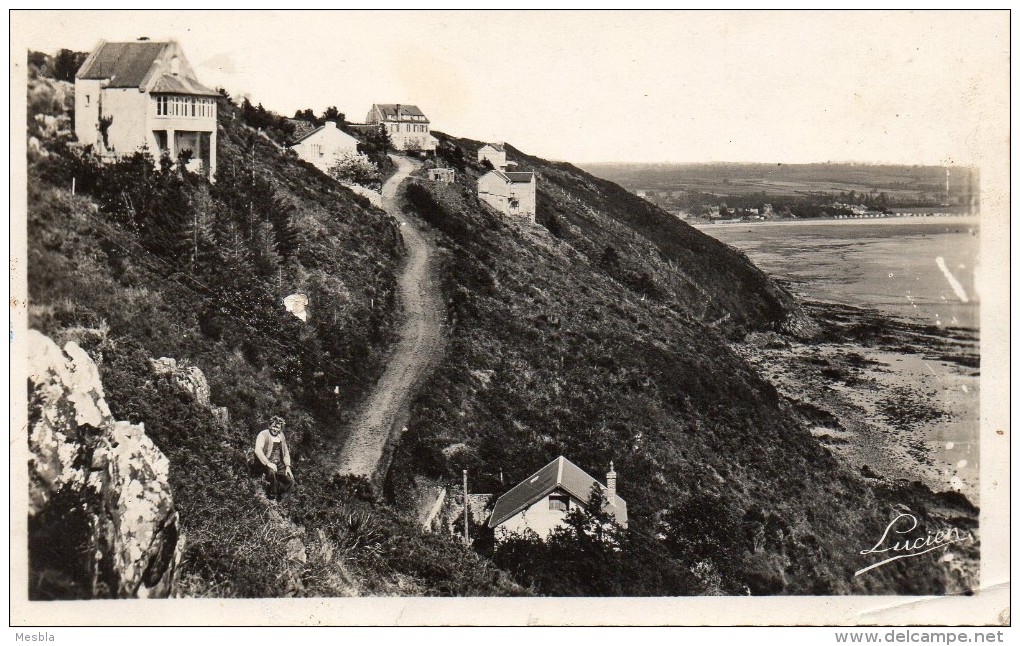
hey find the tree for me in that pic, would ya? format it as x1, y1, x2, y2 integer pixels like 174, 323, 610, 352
322, 106, 345, 126
53, 49, 86, 83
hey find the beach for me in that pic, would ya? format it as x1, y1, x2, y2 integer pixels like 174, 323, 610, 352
699, 217, 981, 502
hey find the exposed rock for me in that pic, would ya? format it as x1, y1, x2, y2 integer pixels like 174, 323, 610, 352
149, 357, 211, 406
283, 293, 309, 322
27, 330, 183, 599
210, 406, 230, 425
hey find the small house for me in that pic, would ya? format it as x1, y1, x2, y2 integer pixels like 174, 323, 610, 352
426, 167, 455, 183
365, 103, 438, 151
75, 38, 219, 178
477, 170, 536, 221
288, 121, 359, 173
488, 456, 627, 541
477, 142, 507, 170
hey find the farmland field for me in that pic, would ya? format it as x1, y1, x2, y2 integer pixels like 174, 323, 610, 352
582, 162, 979, 207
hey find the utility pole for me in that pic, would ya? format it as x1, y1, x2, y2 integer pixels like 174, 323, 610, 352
463, 469, 469, 547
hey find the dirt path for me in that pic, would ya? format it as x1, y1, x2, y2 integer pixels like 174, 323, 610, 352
336, 155, 444, 481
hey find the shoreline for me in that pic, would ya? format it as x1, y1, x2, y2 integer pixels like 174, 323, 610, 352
738, 301, 979, 505
692, 214, 981, 229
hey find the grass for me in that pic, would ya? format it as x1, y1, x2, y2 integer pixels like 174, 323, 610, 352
391, 133, 978, 595
25, 59, 522, 598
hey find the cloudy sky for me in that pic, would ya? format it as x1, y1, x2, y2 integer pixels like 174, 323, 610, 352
15, 10, 1008, 165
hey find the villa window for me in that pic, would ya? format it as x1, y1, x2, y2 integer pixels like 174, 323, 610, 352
549, 494, 570, 512
156, 96, 215, 119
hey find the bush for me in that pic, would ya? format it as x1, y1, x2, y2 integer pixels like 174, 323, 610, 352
328, 152, 381, 189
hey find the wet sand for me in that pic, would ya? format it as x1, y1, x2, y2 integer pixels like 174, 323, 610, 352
701, 219, 980, 503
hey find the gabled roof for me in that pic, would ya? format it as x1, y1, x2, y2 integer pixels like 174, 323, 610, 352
77, 41, 168, 87
505, 171, 534, 184
488, 456, 628, 528
287, 118, 317, 140
372, 103, 429, 122
289, 123, 358, 146
481, 142, 505, 152
482, 169, 533, 184
77, 39, 218, 96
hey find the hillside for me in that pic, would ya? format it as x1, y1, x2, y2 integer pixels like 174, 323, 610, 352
388, 135, 977, 595
25, 52, 975, 598
25, 64, 519, 598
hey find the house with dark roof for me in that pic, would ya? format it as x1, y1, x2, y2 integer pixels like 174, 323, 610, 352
477, 169, 537, 221
74, 38, 220, 178
477, 142, 507, 170
488, 456, 627, 540
287, 121, 359, 172
365, 103, 438, 151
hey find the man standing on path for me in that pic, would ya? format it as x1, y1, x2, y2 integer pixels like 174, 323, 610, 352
255, 416, 294, 498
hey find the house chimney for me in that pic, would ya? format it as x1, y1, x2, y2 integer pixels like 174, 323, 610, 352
606, 462, 617, 506
325, 121, 337, 129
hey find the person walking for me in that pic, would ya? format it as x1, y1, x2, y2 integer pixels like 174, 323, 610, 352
254, 416, 294, 498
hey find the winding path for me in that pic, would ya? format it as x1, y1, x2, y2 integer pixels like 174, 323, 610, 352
336, 155, 445, 481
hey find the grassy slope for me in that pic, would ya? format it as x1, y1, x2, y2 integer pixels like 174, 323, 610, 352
389, 135, 977, 595
26, 64, 519, 597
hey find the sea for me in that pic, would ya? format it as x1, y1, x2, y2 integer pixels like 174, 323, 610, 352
695, 216, 980, 331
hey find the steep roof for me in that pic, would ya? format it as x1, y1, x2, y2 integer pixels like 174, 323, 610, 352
77, 41, 168, 87
77, 39, 218, 96
505, 171, 534, 184
287, 118, 317, 140
288, 122, 358, 146
373, 103, 429, 122
488, 456, 628, 528
481, 142, 505, 152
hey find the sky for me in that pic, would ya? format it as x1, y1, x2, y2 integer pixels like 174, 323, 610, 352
14, 10, 1009, 165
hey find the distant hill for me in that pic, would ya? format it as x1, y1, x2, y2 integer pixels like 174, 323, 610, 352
582, 161, 979, 210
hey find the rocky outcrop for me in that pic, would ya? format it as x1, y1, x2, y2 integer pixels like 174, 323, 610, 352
27, 330, 183, 599
283, 293, 309, 322
149, 356, 229, 424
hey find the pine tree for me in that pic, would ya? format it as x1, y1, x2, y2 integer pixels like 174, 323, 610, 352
251, 220, 282, 278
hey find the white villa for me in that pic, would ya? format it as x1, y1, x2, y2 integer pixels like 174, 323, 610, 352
365, 103, 438, 152
477, 170, 536, 221
488, 456, 628, 541
75, 39, 219, 178
477, 142, 507, 169
288, 121, 359, 173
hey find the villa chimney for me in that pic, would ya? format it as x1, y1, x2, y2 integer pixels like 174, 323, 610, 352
606, 462, 617, 507
325, 121, 337, 129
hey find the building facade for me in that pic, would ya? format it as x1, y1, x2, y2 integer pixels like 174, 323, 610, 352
488, 456, 627, 541
365, 103, 438, 151
288, 121, 360, 173
477, 170, 537, 221
477, 142, 507, 169
75, 39, 219, 178
426, 167, 455, 183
